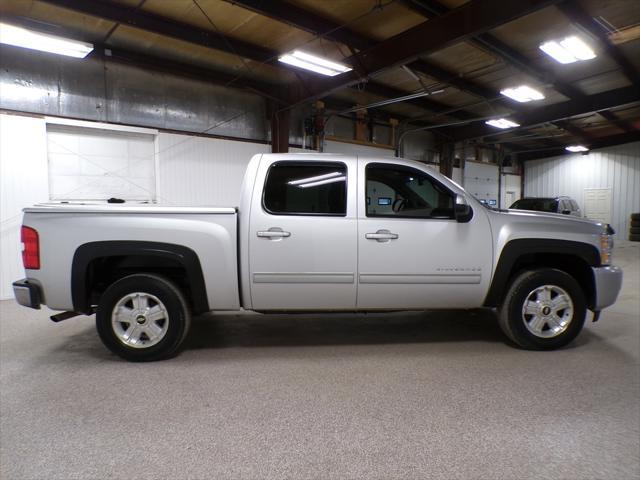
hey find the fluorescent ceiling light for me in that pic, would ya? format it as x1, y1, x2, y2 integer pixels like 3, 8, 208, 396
278, 50, 351, 76
540, 36, 596, 64
565, 145, 589, 152
0, 22, 93, 58
485, 118, 521, 129
500, 85, 545, 103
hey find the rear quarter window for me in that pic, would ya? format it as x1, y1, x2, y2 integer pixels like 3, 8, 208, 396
263, 162, 347, 216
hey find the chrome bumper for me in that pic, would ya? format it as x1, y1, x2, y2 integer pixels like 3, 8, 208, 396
13, 279, 41, 309
591, 266, 623, 311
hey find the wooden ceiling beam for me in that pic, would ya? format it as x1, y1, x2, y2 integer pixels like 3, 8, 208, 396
450, 85, 640, 141
281, 0, 562, 104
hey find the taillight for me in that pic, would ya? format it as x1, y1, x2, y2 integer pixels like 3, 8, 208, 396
21, 226, 40, 270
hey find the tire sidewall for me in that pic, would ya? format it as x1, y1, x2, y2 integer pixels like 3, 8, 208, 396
502, 269, 587, 350
96, 274, 190, 361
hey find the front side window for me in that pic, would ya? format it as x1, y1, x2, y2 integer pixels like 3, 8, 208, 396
263, 162, 347, 215
366, 164, 454, 219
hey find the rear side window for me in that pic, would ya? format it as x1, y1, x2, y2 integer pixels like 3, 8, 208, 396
263, 162, 347, 215
571, 200, 579, 210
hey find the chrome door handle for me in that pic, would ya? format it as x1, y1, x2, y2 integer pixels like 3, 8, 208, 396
257, 227, 291, 239
365, 229, 398, 242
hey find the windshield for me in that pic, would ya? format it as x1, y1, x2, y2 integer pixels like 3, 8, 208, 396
510, 198, 558, 212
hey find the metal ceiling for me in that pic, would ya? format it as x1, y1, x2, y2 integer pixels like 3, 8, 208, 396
0, 0, 639, 158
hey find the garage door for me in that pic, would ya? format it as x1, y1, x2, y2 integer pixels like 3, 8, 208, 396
47, 125, 156, 201
464, 161, 499, 206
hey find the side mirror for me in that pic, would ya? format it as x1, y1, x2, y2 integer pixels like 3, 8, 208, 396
455, 195, 473, 223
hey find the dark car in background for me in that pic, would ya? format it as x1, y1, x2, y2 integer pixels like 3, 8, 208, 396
509, 196, 582, 217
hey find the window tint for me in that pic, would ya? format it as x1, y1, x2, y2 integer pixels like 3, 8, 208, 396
510, 198, 558, 213
263, 162, 347, 215
366, 164, 453, 219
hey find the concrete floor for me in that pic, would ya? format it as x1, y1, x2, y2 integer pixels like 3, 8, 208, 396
1, 243, 639, 480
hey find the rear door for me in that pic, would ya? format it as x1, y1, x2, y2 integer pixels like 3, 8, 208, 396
248, 158, 357, 310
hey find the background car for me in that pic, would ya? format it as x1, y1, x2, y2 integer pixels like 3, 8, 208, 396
509, 196, 582, 216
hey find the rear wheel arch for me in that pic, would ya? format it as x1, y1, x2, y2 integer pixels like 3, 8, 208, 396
71, 241, 209, 314
484, 239, 599, 309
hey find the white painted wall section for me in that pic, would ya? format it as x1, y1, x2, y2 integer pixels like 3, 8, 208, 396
324, 139, 395, 158
0, 114, 49, 299
502, 174, 522, 209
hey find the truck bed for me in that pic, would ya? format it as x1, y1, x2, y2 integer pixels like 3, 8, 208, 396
21, 202, 240, 312
25, 202, 236, 215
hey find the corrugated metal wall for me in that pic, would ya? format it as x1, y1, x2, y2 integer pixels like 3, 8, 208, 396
524, 141, 640, 235
0, 45, 268, 141
157, 133, 269, 206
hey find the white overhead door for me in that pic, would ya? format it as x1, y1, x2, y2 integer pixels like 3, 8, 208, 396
47, 125, 156, 201
464, 161, 499, 207
584, 188, 612, 224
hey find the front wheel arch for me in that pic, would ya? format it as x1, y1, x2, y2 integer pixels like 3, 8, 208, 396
484, 239, 599, 309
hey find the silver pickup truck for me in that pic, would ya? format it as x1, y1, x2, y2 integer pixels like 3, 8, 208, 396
13, 153, 622, 361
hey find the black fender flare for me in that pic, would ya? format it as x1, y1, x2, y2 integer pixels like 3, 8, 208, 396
483, 239, 600, 307
71, 241, 209, 314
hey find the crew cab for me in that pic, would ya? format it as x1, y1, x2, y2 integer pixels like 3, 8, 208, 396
13, 153, 622, 361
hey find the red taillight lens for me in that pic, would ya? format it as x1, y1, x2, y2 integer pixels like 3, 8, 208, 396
21, 226, 40, 270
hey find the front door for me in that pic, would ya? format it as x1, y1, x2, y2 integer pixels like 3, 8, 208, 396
249, 159, 357, 310
357, 161, 492, 309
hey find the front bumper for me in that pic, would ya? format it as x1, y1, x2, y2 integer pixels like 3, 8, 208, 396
13, 279, 41, 309
591, 266, 623, 311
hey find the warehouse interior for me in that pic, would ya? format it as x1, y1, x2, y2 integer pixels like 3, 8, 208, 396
1, 0, 639, 478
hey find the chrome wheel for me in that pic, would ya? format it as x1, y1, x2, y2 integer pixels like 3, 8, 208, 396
111, 292, 169, 348
522, 285, 574, 338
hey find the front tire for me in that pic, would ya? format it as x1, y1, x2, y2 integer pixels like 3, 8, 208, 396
498, 269, 587, 350
96, 274, 191, 361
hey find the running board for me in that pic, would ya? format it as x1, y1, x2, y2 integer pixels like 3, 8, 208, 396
50, 311, 81, 323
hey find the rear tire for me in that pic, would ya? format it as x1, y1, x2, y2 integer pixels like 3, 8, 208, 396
498, 269, 586, 350
96, 274, 191, 361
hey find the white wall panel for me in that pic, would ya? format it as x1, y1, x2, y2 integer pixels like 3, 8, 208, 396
501, 174, 522, 209
0, 114, 49, 299
524, 141, 640, 235
157, 133, 269, 206
452, 167, 462, 186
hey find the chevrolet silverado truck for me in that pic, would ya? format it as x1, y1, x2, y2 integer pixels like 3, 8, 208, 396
13, 153, 622, 361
